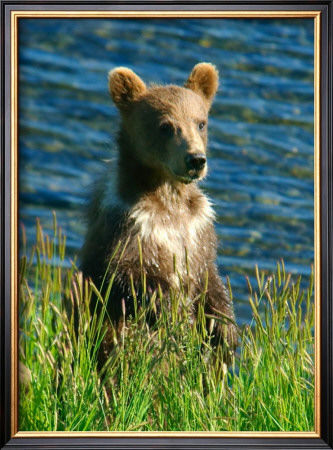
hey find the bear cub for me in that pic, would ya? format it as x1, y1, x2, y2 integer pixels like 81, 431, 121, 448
81, 63, 237, 364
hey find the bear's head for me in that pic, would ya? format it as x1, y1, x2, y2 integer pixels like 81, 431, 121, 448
108, 63, 219, 184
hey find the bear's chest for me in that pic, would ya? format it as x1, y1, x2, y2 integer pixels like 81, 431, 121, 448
127, 194, 215, 283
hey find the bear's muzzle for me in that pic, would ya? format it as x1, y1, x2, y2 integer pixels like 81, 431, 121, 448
185, 153, 206, 177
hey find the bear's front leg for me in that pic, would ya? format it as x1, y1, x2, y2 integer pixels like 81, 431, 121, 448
95, 270, 169, 371
204, 264, 238, 361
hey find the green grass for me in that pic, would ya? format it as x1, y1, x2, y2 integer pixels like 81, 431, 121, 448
18, 216, 314, 432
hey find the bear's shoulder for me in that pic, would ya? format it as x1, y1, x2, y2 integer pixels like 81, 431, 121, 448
95, 162, 130, 213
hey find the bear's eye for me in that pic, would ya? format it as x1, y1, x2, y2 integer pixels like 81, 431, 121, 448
159, 122, 173, 135
198, 121, 206, 131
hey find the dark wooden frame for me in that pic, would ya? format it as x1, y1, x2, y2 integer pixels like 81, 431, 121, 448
1, 1, 332, 449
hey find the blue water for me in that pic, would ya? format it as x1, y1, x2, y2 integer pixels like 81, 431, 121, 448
18, 18, 314, 324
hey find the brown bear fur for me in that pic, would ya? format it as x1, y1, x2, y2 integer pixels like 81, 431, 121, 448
80, 63, 237, 366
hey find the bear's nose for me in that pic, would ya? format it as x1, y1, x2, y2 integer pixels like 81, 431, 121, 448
185, 153, 206, 172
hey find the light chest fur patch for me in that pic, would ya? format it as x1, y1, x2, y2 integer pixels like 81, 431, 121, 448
102, 174, 216, 283
128, 190, 215, 280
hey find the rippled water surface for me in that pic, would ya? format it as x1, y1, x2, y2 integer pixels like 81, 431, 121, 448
19, 18, 314, 324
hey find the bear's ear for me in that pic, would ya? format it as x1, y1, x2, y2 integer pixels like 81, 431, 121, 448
108, 67, 146, 111
184, 63, 219, 108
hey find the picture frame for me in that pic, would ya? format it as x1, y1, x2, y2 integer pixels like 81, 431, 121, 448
1, 1, 332, 449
